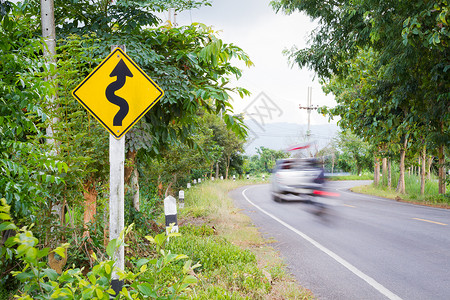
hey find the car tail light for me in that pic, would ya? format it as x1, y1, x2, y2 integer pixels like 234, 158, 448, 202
313, 190, 340, 197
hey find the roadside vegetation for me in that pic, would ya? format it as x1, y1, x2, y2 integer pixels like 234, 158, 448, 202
0, 179, 314, 299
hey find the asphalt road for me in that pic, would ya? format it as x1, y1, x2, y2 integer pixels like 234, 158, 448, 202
230, 181, 450, 300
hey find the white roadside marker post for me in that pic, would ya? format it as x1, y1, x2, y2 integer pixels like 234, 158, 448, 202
164, 195, 178, 233
179, 190, 185, 209
220, 175, 223, 180
187, 182, 191, 189
198, 178, 201, 183
233, 175, 236, 181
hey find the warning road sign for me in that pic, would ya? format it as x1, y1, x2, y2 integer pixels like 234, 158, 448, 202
72, 47, 164, 139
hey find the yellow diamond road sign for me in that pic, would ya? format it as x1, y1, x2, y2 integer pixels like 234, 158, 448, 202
72, 47, 164, 139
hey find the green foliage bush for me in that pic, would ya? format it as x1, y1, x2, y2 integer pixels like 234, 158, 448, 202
0, 198, 198, 299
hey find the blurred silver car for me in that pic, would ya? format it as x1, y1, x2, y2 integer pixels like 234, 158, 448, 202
271, 158, 325, 202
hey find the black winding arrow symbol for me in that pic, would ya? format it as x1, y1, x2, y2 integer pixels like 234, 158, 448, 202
105, 59, 133, 126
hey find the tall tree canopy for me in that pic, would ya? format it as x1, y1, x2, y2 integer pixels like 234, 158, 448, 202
272, 0, 449, 194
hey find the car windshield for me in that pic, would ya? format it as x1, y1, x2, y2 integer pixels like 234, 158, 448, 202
276, 158, 320, 171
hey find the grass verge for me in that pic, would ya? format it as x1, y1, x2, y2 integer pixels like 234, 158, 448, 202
173, 179, 314, 299
328, 174, 374, 181
351, 183, 450, 209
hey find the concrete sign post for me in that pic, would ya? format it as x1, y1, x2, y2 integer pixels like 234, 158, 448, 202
187, 183, 191, 189
109, 133, 125, 293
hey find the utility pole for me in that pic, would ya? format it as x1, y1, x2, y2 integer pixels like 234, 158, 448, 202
168, 8, 178, 26
298, 87, 319, 139
40, 0, 59, 152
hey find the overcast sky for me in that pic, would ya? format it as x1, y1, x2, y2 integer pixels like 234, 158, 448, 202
168, 0, 338, 127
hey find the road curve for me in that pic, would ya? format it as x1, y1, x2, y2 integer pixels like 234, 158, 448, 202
229, 181, 450, 300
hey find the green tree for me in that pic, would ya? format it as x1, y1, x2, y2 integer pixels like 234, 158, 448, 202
333, 130, 373, 175
254, 147, 289, 173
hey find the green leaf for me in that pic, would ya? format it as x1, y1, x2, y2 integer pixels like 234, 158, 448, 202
53, 246, 67, 258
137, 282, 156, 297
95, 288, 103, 299
37, 248, 50, 259
0, 222, 16, 231
105, 262, 111, 275
26, 247, 37, 260
43, 268, 59, 281
182, 275, 198, 285
0, 213, 11, 220
106, 239, 117, 258
136, 258, 149, 268
154, 233, 166, 247
15, 271, 34, 281
439, 12, 448, 25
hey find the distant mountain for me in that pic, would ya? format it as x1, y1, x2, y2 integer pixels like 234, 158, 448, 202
243, 121, 340, 156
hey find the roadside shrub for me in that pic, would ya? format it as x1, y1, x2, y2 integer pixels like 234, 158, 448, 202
167, 233, 256, 272
0, 198, 198, 299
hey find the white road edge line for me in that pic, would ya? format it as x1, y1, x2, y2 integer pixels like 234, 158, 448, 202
242, 187, 403, 300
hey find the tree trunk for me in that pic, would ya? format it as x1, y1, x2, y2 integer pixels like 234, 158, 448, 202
209, 163, 214, 179
124, 150, 137, 184
131, 167, 140, 211
215, 162, 219, 179
420, 145, 426, 195
124, 149, 140, 210
225, 155, 231, 179
438, 145, 446, 194
382, 157, 387, 185
396, 138, 408, 194
374, 155, 380, 187
427, 156, 433, 180
83, 182, 98, 236
388, 159, 392, 189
